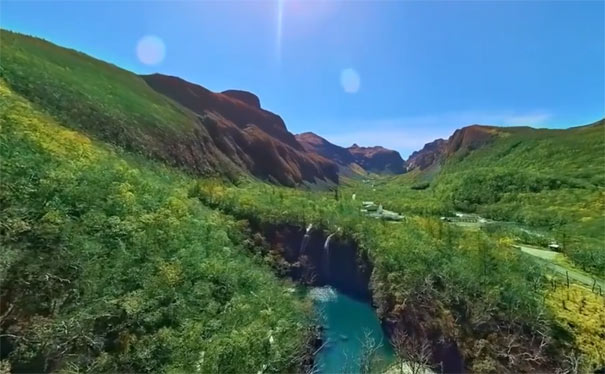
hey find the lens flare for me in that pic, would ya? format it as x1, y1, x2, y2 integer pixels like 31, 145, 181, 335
340, 68, 360, 94
276, 0, 285, 62
136, 35, 165, 65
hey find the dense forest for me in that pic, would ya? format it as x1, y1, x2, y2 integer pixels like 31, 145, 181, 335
0, 79, 313, 373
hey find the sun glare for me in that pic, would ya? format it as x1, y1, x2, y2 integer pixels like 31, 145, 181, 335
136, 35, 165, 66
341, 68, 361, 94
276, 0, 285, 62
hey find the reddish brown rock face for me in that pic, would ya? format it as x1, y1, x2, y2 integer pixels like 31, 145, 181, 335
296, 132, 406, 175
406, 125, 499, 171
347, 144, 406, 174
406, 138, 447, 171
446, 125, 498, 155
141, 74, 338, 186
221, 89, 261, 109
296, 132, 357, 166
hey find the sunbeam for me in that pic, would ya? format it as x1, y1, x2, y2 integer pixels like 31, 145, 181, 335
276, 0, 285, 63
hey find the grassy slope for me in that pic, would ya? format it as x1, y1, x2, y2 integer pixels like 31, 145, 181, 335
0, 80, 310, 373
0, 29, 239, 177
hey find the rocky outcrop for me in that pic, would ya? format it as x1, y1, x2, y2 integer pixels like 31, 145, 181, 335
347, 144, 406, 174
142, 74, 338, 186
296, 132, 356, 166
406, 125, 500, 171
296, 132, 406, 175
446, 125, 498, 155
260, 223, 373, 300
406, 138, 447, 171
221, 89, 261, 109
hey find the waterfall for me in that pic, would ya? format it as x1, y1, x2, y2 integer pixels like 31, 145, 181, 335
300, 224, 313, 254
324, 228, 341, 270
324, 232, 336, 251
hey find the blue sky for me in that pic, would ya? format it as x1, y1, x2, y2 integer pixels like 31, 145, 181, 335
2, 1, 604, 157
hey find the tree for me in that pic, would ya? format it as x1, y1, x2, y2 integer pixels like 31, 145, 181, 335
359, 329, 383, 374
390, 329, 432, 374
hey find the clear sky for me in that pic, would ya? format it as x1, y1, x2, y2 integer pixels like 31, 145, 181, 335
2, 0, 604, 157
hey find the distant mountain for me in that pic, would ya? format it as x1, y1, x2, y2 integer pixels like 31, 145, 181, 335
296, 132, 356, 166
407, 124, 527, 171
404, 120, 605, 244
406, 121, 605, 173
296, 132, 406, 174
0, 30, 418, 185
347, 144, 406, 174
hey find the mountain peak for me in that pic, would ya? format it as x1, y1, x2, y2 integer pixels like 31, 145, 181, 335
296, 133, 405, 174
406, 124, 513, 171
137, 73, 339, 186
221, 89, 261, 109
347, 144, 406, 174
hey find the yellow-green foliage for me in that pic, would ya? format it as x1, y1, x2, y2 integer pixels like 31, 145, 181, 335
0, 80, 311, 373
193, 178, 574, 371
547, 284, 605, 370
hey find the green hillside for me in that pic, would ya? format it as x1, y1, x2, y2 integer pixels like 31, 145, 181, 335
0, 30, 341, 187
0, 80, 311, 373
347, 123, 605, 274
0, 29, 240, 177
435, 123, 605, 271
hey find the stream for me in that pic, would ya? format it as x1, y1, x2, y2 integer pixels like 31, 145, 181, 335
309, 286, 396, 373
256, 223, 438, 373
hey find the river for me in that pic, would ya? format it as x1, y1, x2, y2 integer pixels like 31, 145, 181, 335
309, 286, 396, 373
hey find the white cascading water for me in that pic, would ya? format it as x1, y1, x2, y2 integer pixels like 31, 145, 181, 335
300, 224, 313, 254
324, 232, 335, 251
323, 228, 341, 269
308, 285, 337, 302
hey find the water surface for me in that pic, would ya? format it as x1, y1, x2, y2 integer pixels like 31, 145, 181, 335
310, 286, 395, 373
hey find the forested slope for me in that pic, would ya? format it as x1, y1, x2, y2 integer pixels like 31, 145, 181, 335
434, 122, 605, 273
0, 79, 311, 373
361, 122, 605, 274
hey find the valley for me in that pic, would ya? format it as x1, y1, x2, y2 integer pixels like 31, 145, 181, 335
1, 29, 604, 374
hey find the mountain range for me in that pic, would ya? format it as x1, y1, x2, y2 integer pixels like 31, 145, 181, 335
1, 29, 603, 192
0, 30, 411, 187
10, 29, 599, 190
